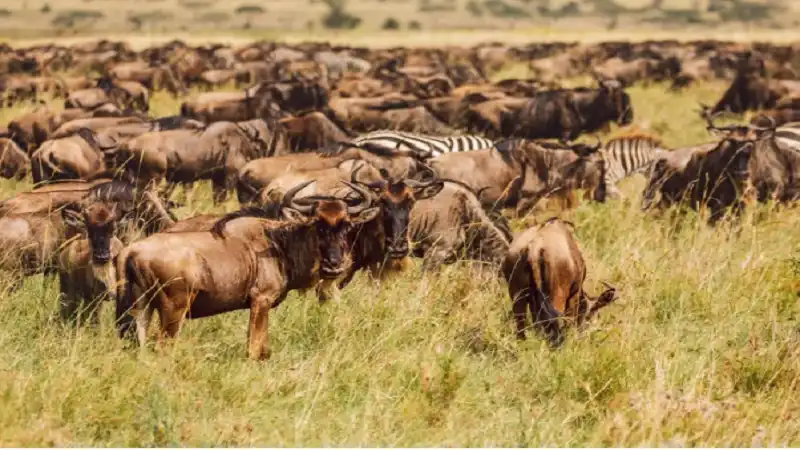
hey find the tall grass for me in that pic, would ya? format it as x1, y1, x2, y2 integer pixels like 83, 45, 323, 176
0, 80, 799, 446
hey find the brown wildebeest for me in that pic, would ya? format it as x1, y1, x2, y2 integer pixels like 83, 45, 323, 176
0, 178, 111, 216
409, 180, 513, 270
502, 218, 617, 346
641, 124, 756, 224
429, 139, 605, 213
115, 119, 273, 203
114, 181, 380, 360
336, 166, 444, 288
236, 143, 423, 205
278, 111, 354, 153
256, 160, 384, 205
30, 128, 115, 183
57, 201, 125, 324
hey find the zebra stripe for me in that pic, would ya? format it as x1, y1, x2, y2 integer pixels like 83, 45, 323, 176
352, 130, 494, 158
601, 135, 666, 198
774, 123, 800, 152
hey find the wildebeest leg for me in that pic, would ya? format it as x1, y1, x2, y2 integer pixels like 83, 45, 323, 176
510, 287, 530, 339
134, 303, 156, 346
158, 289, 194, 343
531, 288, 564, 348
247, 292, 274, 360
211, 172, 229, 205
58, 271, 79, 323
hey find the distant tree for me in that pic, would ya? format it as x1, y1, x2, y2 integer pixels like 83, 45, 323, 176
51, 10, 104, 29
321, 0, 361, 29
408, 19, 422, 29
382, 17, 401, 30
40, 3, 51, 14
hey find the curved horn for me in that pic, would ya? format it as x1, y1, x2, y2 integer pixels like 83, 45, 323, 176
283, 179, 316, 213
405, 163, 438, 188
340, 180, 372, 215
350, 162, 386, 191
601, 281, 615, 291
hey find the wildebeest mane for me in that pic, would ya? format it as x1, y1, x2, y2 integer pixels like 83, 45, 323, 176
87, 179, 136, 204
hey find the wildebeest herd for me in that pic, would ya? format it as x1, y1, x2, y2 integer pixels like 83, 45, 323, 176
1, 38, 799, 357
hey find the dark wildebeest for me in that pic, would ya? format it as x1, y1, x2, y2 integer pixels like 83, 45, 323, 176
502, 218, 617, 346
510, 81, 633, 141
114, 182, 380, 360
336, 166, 444, 288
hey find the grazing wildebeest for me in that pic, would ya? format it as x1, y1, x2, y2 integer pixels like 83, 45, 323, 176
114, 182, 380, 360
502, 218, 617, 346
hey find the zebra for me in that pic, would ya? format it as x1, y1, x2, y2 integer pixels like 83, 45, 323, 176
351, 130, 494, 159
600, 134, 667, 199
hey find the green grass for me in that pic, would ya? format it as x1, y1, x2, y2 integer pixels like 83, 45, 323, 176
1, 78, 800, 446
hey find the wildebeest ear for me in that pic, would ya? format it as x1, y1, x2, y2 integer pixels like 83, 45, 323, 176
592, 285, 618, 311
412, 180, 444, 200
351, 206, 381, 224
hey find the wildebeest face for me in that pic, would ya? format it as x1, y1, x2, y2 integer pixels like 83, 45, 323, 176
313, 200, 380, 279
84, 203, 118, 264
380, 185, 413, 259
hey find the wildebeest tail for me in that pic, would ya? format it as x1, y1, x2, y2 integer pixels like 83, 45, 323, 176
531, 248, 564, 347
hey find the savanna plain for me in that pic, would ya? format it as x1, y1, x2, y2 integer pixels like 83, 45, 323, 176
0, 37, 800, 447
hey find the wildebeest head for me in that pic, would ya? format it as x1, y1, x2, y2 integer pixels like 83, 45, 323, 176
282, 181, 381, 279
577, 281, 618, 326
599, 79, 633, 126
348, 165, 444, 260
62, 201, 120, 264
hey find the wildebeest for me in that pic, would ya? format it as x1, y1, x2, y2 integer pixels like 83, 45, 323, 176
502, 218, 617, 346
236, 143, 424, 205
114, 182, 379, 360
429, 139, 605, 214
336, 167, 444, 287
510, 81, 633, 141
30, 128, 115, 183
641, 126, 755, 223
409, 180, 512, 270
115, 119, 274, 202
57, 201, 125, 324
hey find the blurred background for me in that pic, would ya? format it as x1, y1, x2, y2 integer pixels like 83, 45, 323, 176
0, 0, 796, 40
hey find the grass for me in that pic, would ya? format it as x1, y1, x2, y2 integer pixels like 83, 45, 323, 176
1, 74, 800, 446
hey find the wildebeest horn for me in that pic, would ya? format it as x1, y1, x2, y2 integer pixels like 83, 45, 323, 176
601, 281, 615, 291
283, 179, 316, 213
340, 180, 372, 214
405, 164, 438, 188
350, 162, 386, 191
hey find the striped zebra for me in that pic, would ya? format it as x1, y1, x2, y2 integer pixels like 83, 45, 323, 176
601, 134, 667, 199
351, 130, 494, 159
